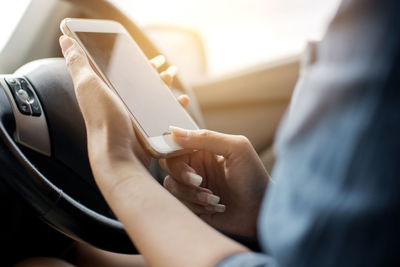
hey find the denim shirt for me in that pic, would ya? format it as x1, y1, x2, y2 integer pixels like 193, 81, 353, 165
218, 0, 400, 266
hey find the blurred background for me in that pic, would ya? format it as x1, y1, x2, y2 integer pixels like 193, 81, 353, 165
0, 0, 342, 171
1, 0, 341, 79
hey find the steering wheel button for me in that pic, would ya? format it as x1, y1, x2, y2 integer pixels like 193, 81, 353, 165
6, 77, 17, 84
30, 101, 42, 117
21, 103, 30, 112
6, 80, 21, 92
5, 78, 31, 115
17, 102, 32, 115
17, 89, 30, 102
19, 79, 35, 99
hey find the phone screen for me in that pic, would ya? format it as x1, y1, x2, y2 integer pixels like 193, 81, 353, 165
74, 32, 197, 137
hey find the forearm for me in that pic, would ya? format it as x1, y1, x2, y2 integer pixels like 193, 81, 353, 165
90, 141, 248, 267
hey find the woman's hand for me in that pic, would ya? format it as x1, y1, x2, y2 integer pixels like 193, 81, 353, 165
149, 55, 189, 110
59, 35, 189, 162
160, 127, 270, 237
59, 35, 186, 196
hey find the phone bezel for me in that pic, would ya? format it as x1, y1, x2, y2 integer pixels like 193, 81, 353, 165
60, 18, 198, 158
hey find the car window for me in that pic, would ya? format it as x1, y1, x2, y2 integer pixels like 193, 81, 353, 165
110, 0, 342, 76
0, 0, 31, 52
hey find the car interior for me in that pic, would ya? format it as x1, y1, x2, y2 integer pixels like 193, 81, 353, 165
0, 0, 339, 264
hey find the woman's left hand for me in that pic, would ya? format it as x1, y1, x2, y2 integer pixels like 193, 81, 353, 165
59, 35, 186, 195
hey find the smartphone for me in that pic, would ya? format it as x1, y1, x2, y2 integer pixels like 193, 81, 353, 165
60, 18, 199, 158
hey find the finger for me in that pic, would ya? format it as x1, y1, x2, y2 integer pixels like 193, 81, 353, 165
164, 176, 220, 206
159, 158, 203, 187
199, 204, 226, 222
158, 158, 171, 173
166, 65, 178, 76
150, 55, 166, 70
59, 35, 111, 123
177, 94, 190, 109
59, 36, 98, 88
160, 66, 177, 87
205, 204, 226, 213
160, 72, 172, 87
169, 127, 251, 157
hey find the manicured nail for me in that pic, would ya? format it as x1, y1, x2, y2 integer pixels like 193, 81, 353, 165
151, 55, 165, 67
169, 126, 188, 137
197, 192, 220, 205
187, 172, 202, 186
206, 204, 226, 213
59, 36, 74, 55
214, 204, 226, 212
166, 66, 178, 76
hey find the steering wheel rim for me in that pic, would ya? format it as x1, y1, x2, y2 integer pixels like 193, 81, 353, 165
0, 61, 137, 254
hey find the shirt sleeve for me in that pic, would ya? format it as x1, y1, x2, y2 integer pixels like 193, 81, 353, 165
216, 0, 400, 267
217, 252, 277, 267
257, 0, 400, 267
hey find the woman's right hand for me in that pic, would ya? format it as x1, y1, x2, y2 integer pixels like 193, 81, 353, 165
159, 127, 270, 237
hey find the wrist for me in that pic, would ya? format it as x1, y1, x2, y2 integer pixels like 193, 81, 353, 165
86, 124, 136, 161
90, 152, 150, 201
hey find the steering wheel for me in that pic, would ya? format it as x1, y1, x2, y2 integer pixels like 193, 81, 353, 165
0, 0, 204, 254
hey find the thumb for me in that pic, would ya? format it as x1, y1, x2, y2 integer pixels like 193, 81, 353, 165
170, 126, 249, 157
59, 35, 98, 90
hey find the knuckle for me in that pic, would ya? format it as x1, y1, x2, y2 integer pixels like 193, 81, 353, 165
196, 129, 211, 138
75, 73, 98, 92
234, 135, 250, 148
81, 73, 99, 87
66, 50, 81, 67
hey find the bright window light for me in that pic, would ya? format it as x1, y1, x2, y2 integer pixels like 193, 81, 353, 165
0, 0, 31, 52
111, 0, 341, 76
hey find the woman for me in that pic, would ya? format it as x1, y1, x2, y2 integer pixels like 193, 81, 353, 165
17, 0, 400, 265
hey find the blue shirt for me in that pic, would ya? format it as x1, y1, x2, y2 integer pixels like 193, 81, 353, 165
219, 0, 400, 266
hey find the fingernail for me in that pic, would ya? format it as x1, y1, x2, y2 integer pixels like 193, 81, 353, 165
197, 192, 220, 205
214, 204, 226, 212
187, 172, 202, 186
169, 126, 188, 137
206, 204, 226, 213
163, 175, 170, 187
152, 55, 165, 67
59, 36, 74, 55
167, 66, 178, 76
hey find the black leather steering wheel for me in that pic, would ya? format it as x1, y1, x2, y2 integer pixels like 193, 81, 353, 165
0, 0, 205, 254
